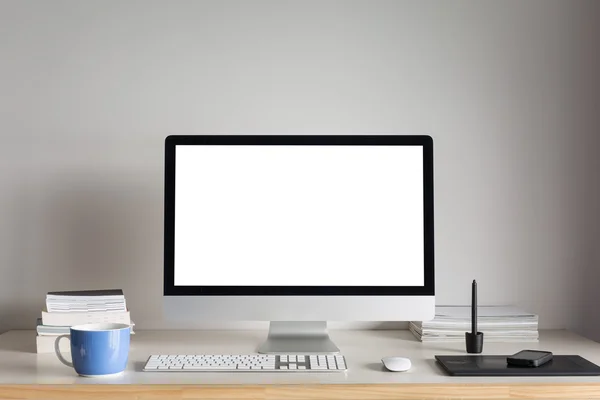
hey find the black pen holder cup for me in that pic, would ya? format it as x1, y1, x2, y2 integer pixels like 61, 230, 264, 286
465, 332, 484, 353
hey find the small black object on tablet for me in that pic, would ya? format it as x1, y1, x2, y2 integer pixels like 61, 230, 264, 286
507, 350, 553, 367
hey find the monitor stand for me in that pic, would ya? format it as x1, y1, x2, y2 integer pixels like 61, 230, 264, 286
257, 321, 340, 354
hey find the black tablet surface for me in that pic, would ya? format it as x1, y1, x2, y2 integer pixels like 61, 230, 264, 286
435, 355, 600, 376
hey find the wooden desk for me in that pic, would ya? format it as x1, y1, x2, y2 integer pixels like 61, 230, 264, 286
1, 329, 600, 399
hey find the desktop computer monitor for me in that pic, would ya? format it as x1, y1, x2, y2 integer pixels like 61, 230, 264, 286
163, 135, 434, 353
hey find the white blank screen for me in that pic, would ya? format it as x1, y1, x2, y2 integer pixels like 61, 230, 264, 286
174, 145, 424, 286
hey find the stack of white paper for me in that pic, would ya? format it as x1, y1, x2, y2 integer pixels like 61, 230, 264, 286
36, 289, 133, 353
410, 306, 539, 342
46, 289, 127, 313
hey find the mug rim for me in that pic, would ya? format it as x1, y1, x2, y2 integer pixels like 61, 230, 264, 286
70, 323, 131, 332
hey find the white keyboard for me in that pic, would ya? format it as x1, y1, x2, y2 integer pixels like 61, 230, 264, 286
143, 354, 347, 372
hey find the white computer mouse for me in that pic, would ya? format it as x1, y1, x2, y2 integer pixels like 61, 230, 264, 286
381, 356, 412, 372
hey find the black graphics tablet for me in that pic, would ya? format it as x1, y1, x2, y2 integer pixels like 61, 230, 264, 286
435, 355, 600, 376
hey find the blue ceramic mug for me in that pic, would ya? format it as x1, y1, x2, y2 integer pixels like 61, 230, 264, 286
54, 323, 130, 376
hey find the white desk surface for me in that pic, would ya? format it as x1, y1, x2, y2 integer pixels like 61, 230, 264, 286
1, 329, 600, 385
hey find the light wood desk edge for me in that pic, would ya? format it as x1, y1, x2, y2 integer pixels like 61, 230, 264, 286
2, 383, 600, 399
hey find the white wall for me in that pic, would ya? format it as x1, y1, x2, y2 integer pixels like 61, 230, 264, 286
1, 0, 599, 335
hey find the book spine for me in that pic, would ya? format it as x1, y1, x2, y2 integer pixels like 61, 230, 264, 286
46, 304, 127, 313
41, 311, 130, 326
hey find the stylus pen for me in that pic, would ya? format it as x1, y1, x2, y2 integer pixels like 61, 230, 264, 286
472, 280, 477, 334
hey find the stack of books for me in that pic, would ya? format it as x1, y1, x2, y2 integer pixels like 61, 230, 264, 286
36, 289, 134, 353
409, 305, 539, 343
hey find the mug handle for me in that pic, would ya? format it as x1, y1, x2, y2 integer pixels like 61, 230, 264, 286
54, 334, 73, 368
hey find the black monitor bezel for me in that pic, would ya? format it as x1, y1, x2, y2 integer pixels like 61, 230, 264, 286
164, 135, 434, 296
